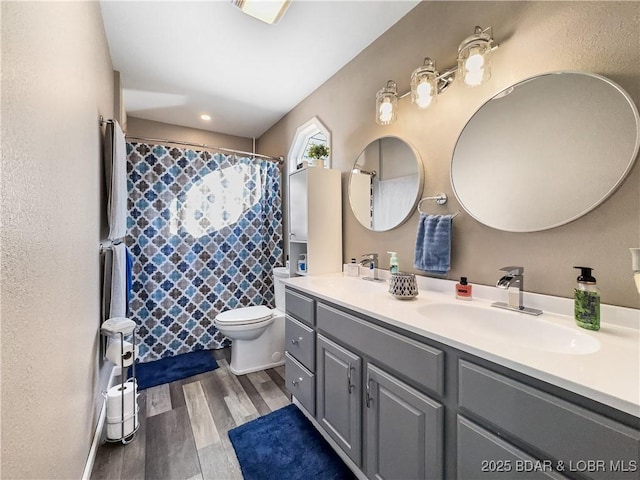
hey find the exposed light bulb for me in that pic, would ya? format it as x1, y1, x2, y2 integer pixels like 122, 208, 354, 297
463, 49, 486, 86
200, 114, 211, 121
465, 52, 485, 70
379, 99, 393, 123
415, 81, 433, 108
463, 68, 485, 86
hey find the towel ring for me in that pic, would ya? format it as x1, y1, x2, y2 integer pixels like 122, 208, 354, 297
417, 193, 461, 217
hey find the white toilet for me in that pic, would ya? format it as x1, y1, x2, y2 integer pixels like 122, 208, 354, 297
214, 266, 290, 375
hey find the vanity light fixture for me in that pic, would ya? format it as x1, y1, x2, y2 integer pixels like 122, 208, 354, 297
375, 80, 398, 126
376, 26, 496, 124
457, 26, 494, 86
232, 0, 291, 25
411, 58, 439, 109
200, 114, 211, 121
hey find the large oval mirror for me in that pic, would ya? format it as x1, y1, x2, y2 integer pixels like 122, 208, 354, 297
451, 71, 640, 232
349, 136, 424, 231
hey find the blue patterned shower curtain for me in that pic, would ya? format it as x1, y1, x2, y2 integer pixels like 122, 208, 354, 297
126, 143, 283, 362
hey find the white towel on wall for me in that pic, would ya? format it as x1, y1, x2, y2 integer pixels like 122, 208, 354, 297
109, 243, 127, 318
106, 120, 127, 240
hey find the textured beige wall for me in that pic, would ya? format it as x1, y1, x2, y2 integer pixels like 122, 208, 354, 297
127, 116, 254, 153
258, 1, 640, 308
1, 2, 115, 478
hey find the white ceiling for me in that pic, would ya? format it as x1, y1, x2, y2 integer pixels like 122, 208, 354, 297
100, 0, 420, 139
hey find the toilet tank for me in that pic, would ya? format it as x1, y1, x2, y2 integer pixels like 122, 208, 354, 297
273, 267, 290, 311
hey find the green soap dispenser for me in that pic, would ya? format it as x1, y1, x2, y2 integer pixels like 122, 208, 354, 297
387, 251, 399, 274
574, 266, 600, 331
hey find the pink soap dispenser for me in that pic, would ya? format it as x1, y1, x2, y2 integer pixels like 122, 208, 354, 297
456, 277, 472, 300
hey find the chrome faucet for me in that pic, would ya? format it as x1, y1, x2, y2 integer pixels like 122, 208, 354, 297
492, 266, 542, 315
361, 253, 384, 282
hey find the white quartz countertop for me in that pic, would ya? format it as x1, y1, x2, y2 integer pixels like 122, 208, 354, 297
283, 272, 640, 418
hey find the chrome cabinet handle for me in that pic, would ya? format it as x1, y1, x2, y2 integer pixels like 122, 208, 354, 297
347, 363, 355, 394
291, 337, 303, 345
291, 377, 302, 387
365, 375, 373, 408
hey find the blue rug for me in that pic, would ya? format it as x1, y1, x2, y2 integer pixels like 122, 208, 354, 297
229, 404, 355, 480
128, 349, 219, 390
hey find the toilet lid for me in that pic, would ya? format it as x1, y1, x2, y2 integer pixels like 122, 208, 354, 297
215, 305, 273, 326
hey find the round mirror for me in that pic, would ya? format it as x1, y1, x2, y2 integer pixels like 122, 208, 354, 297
451, 71, 640, 232
349, 136, 424, 231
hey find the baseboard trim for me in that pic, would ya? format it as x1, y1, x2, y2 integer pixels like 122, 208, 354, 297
81, 365, 119, 480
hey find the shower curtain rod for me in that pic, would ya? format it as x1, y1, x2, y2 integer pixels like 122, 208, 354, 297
125, 134, 284, 164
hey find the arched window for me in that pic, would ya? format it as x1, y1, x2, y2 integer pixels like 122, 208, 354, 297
287, 116, 331, 173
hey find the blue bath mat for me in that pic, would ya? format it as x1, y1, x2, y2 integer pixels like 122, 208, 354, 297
228, 404, 355, 480
129, 349, 218, 390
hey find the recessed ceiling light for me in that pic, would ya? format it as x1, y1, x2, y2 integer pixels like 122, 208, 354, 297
232, 0, 290, 25
200, 114, 211, 121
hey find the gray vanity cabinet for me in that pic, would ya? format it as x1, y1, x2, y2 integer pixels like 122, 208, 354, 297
316, 334, 362, 466
366, 363, 444, 480
284, 286, 640, 480
315, 301, 445, 479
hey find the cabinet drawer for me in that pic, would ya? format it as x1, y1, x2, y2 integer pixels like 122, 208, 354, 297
317, 303, 444, 396
285, 316, 315, 371
285, 289, 315, 326
285, 352, 315, 415
459, 360, 640, 480
457, 415, 568, 480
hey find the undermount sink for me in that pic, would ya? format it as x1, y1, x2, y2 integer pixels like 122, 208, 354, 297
417, 303, 601, 355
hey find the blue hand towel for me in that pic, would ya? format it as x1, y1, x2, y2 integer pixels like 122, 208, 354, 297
125, 246, 134, 316
109, 243, 127, 318
414, 213, 453, 275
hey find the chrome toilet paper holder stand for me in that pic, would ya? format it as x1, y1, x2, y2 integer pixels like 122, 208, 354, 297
100, 323, 139, 444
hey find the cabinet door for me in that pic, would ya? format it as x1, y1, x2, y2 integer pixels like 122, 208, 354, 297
316, 334, 362, 466
457, 415, 568, 480
366, 364, 444, 480
289, 169, 308, 241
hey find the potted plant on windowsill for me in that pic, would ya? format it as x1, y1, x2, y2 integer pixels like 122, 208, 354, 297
307, 144, 330, 168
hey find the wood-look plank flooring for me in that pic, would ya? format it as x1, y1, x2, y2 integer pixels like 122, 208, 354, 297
91, 348, 290, 480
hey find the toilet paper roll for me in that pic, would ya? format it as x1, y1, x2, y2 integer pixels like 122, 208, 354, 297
106, 380, 138, 419
106, 339, 138, 367
106, 407, 139, 440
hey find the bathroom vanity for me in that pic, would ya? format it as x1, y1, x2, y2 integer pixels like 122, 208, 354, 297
283, 275, 639, 480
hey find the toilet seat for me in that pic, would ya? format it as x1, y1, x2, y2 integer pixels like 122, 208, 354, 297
215, 305, 273, 326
